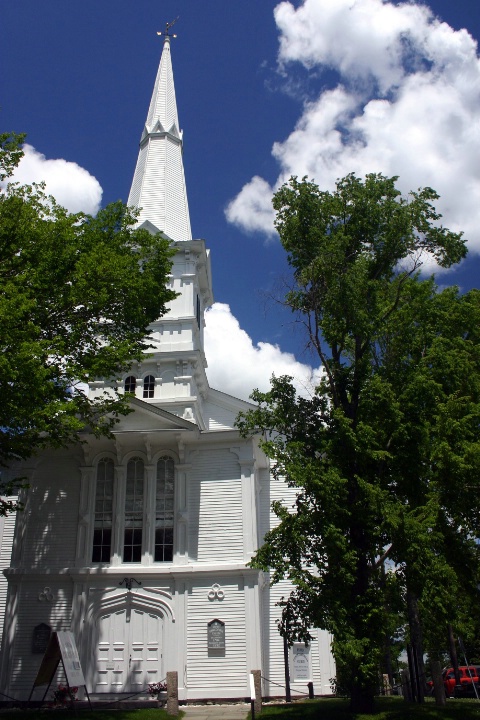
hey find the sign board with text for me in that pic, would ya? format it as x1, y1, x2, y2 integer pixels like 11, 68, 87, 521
33, 631, 85, 688
291, 643, 312, 682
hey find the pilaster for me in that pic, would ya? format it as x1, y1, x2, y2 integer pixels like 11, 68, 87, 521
112, 465, 126, 566
75, 466, 95, 567
240, 458, 257, 561
174, 463, 191, 565
144, 464, 156, 566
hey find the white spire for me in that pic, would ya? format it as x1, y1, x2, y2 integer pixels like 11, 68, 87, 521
128, 36, 192, 242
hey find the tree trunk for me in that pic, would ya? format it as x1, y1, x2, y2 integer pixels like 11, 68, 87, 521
350, 685, 375, 714
406, 644, 417, 702
431, 660, 446, 706
448, 624, 461, 687
383, 644, 394, 688
407, 590, 425, 702
346, 553, 378, 713
381, 561, 394, 686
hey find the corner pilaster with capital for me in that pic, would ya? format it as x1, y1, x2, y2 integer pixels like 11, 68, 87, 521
230, 447, 258, 561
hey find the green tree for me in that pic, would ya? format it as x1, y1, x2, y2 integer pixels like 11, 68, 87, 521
0, 134, 177, 512
236, 173, 479, 712
378, 280, 480, 682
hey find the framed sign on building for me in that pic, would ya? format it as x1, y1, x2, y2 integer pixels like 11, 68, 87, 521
32, 624, 51, 654
207, 619, 225, 658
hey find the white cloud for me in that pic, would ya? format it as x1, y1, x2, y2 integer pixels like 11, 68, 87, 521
227, 0, 480, 257
8, 144, 102, 214
225, 176, 276, 237
204, 303, 322, 401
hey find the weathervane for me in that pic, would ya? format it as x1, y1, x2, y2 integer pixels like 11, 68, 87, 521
157, 17, 179, 40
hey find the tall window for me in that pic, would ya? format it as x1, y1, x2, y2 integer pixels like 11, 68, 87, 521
143, 375, 155, 398
92, 458, 114, 563
155, 456, 175, 562
124, 376, 136, 394
124, 457, 144, 562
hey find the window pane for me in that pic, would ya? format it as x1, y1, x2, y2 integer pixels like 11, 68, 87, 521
155, 456, 174, 562
155, 527, 173, 562
92, 458, 114, 563
124, 457, 144, 562
124, 376, 136, 393
143, 375, 155, 398
92, 528, 112, 563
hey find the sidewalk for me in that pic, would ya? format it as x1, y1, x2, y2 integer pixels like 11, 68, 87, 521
181, 703, 250, 719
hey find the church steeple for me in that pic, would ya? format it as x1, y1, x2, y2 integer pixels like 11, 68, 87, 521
87, 26, 213, 427
128, 33, 192, 242
111, 25, 213, 429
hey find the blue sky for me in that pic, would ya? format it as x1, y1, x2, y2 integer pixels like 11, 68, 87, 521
2, 0, 480, 399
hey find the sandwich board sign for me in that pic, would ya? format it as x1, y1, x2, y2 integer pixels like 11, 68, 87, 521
28, 631, 91, 707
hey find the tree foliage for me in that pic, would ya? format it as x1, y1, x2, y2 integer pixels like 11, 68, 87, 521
0, 134, 177, 511
236, 173, 479, 711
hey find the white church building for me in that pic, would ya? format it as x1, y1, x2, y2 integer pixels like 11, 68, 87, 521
0, 33, 335, 702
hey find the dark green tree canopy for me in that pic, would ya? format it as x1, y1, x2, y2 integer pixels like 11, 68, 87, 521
0, 134, 177, 509
237, 173, 478, 712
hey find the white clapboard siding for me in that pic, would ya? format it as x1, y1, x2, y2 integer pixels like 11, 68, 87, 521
130, 136, 191, 243
9, 580, 73, 699
165, 138, 191, 241
265, 580, 327, 697
0, 510, 16, 648
203, 402, 236, 431
263, 473, 335, 696
21, 455, 80, 569
127, 138, 148, 211
187, 581, 247, 693
188, 449, 243, 563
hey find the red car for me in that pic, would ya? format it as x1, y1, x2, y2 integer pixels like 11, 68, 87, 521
429, 667, 480, 697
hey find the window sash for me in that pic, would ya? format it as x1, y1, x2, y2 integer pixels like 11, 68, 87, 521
123, 458, 144, 563
155, 456, 175, 562
92, 458, 114, 563
143, 375, 155, 398
91, 455, 175, 565
124, 376, 136, 393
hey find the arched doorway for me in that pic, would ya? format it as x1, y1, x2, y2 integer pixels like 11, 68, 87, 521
94, 604, 164, 693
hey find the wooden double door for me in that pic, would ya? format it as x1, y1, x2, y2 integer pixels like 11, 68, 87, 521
95, 607, 163, 693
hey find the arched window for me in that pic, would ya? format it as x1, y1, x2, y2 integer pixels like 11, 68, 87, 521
143, 375, 155, 398
124, 457, 144, 562
92, 458, 114, 563
155, 456, 174, 562
124, 376, 136, 394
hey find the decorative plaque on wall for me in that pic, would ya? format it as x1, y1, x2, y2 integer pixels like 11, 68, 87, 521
32, 623, 51, 654
207, 619, 225, 657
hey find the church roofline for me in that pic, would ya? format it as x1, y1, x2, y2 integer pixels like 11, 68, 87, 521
124, 396, 198, 428
207, 386, 255, 411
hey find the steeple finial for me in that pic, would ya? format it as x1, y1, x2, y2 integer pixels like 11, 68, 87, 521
157, 17, 179, 41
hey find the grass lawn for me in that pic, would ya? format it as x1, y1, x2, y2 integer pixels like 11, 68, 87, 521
250, 696, 480, 720
0, 709, 184, 719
